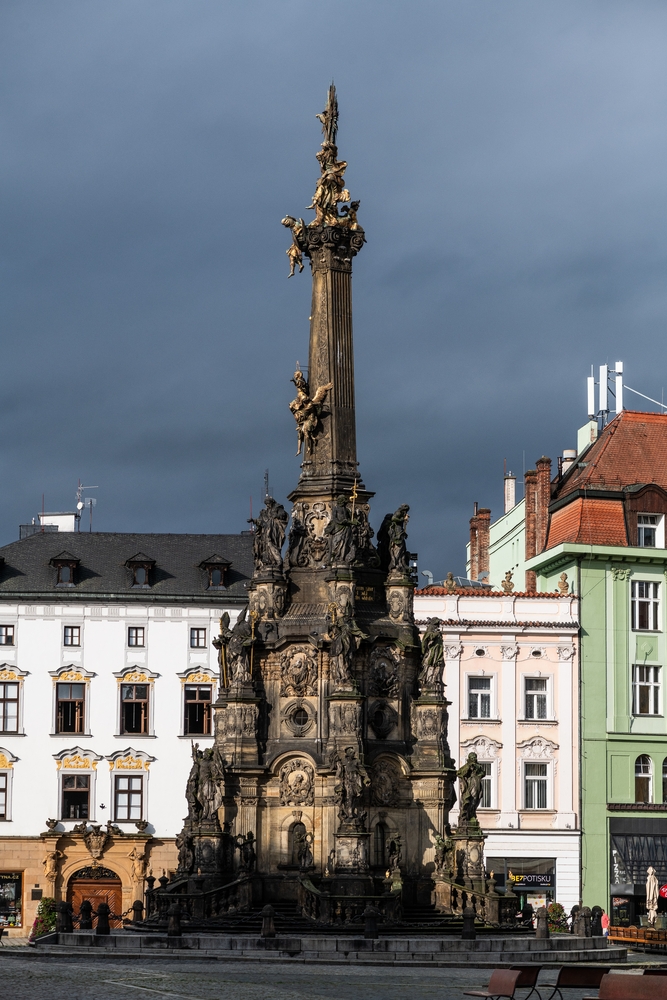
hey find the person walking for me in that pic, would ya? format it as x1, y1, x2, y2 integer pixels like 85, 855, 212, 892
601, 909, 610, 938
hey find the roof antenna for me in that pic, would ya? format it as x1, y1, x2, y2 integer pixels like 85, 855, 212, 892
264, 469, 270, 501
76, 481, 98, 532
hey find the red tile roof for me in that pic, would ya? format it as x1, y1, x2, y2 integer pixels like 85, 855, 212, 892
416, 587, 563, 597
546, 497, 627, 547
555, 410, 667, 497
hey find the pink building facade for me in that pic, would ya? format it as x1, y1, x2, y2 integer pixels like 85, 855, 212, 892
415, 588, 580, 914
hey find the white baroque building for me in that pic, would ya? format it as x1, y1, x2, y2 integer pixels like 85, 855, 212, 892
414, 586, 580, 914
0, 527, 251, 936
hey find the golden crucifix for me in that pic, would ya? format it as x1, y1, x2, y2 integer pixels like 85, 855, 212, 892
349, 479, 359, 521
249, 609, 260, 676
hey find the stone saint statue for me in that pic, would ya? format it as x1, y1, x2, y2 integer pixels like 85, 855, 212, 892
289, 370, 333, 457
213, 608, 254, 684
334, 746, 371, 830
327, 605, 368, 690
250, 497, 288, 573
377, 505, 410, 576
185, 742, 225, 822
457, 752, 487, 824
420, 618, 444, 690
127, 846, 148, 883
42, 849, 64, 883
647, 866, 659, 926
324, 495, 357, 567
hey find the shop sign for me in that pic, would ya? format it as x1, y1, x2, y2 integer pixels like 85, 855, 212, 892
659, 884, 667, 899
0, 872, 22, 928
508, 871, 555, 889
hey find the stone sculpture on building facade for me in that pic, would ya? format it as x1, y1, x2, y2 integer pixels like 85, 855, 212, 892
250, 497, 288, 573
333, 746, 371, 832
456, 752, 487, 824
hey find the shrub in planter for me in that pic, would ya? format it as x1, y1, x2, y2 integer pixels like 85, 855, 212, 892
29, 897, 56, 940
547, 902, 568, 933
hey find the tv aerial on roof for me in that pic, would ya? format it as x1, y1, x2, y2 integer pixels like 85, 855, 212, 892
75, 480, 98, 531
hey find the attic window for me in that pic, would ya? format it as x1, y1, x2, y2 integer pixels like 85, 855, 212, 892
199, 555, 230, 590
125, 553, 155, 589
50, 552, 79, 588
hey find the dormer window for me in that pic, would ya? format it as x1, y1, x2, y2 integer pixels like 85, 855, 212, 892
125, 553, 155, 589
638, 514, 664, 548
50, 552, 79, 587
199, 555, 230, 590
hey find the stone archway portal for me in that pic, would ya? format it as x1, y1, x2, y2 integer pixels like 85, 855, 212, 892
66, 866, 123, 929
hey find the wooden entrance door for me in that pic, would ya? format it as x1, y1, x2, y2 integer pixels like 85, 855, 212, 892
67, 867, 123, 928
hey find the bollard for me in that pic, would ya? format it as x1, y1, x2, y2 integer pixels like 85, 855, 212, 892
461, 905, 476, 940
363, 904, 379, 940
167, 902, 182, 938
132, 899, 144, 923
56, 900, 73, 934
591, 905, 603, 937
79, 899, 93, 930
96, 901, 111, 936
535, 906, 550, 939
261, 904, 276, 939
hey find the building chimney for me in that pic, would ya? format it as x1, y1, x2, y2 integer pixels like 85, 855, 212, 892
561, 449, 576, 474
504, 473, 516, 514
535, 456, 552, 556
469, 507, 491, 583
524, 469, 538, 592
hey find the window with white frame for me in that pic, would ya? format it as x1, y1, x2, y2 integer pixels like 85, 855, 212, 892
480, 761, 493, 808
61, 773, 90, 819
0, 682, 18, 734
0, 627, 14, 646
468, 676, 491, 718
0, 772, 8, 820
632, 581, 660, 631
525, 677, 548, 720
638, 514, 665, 548
632, 665, 661, 715
635, 754, 652, 803
114, 774, 143, 821
524, 762, 548, 809
190, 628, 207, 648
128, 627, 145, 648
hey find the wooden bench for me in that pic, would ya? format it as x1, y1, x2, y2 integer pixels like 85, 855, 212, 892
464, 970, 523, 1000
583, 973, 667, 1000
509, 965, 542, 1000
542, 966, 610, 1000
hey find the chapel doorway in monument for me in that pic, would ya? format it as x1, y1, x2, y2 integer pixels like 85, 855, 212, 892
67, 866, 123, 928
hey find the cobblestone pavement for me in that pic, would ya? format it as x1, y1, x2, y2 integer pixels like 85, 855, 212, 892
0, 957, 646, 1000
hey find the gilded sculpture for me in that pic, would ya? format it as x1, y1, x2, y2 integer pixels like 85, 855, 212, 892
281, 216, 306, 277
289, 370, 334, 457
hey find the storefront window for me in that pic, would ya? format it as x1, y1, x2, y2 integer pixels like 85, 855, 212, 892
0, 872, 22, 928
485, 856, 555, 910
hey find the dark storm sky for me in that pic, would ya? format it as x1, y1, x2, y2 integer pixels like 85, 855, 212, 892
2, 2, 667, 579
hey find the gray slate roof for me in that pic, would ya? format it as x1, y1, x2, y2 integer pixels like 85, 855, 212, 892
0, 532, 253, 603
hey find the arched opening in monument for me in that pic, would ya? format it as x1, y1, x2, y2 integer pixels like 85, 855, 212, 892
67, 866, 123, 928
374, 821, 388, 868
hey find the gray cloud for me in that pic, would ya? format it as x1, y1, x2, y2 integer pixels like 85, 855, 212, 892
2, 1, 667, 577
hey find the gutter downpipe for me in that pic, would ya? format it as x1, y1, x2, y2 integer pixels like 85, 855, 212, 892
576, 554, 583, 907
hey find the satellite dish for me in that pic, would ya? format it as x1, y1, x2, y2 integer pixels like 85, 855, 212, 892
77, 502, 84, 510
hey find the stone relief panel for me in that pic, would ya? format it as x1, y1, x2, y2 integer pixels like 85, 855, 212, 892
517, 736, 558, 759
368, 646, 399, 697
280, 646, 318, 696
216, 704, 258, 740
279, 758, 315, 806
329, 700, 361, 736
411, 705, 443, 741
371, 758, 400, 807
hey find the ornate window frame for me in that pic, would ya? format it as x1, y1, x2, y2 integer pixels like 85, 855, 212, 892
106, 748, 155, 824
463, 669, 499, 721
176, 668, 218, 738
0, 747, 18, 821
519, 670, 555, 722
0, 665, 28, 736
113, 666, 159, 738
517, 737, 558, 812
54, 746, 103, 823
49, 665, 96, 737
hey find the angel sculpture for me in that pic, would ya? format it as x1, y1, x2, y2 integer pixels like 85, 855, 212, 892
289, 370, 333, 457
281, 216, 306, 278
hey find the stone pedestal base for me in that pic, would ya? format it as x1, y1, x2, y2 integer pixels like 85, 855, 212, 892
452, 820, 486, 892
333, 831, 370, 874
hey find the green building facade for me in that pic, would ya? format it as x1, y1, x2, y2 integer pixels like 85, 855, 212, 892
474, 410, 667, 922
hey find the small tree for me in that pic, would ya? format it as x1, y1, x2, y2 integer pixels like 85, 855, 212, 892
28, 897, 57, 940
547, 901, 568, 933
